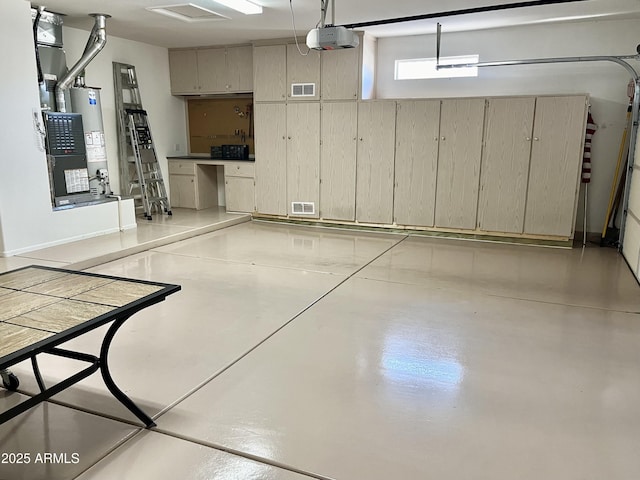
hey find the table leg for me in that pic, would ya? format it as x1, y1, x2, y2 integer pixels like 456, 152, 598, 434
31, 357, 46, 392
99, 315, 156, 428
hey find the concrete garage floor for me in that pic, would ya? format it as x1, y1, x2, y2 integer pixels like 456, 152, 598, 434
1, 214, 639, 480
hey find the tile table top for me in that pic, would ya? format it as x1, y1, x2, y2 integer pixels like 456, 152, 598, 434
0, 266, 179, 365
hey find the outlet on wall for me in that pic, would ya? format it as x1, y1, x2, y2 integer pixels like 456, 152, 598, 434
174, 143, 180, 152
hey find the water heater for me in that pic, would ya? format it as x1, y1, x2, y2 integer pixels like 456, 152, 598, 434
70, 87, 110, 197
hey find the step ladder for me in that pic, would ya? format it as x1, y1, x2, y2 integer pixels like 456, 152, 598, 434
113, 62, 171, 220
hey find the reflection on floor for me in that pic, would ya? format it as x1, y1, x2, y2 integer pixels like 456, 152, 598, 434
0, 207, 250, 273
1, 219, 639, 480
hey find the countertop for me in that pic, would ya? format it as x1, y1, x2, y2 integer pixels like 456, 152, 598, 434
167, 155, 255, 163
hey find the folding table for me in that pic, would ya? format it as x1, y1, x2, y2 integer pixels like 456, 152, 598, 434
0, 265, 180, 428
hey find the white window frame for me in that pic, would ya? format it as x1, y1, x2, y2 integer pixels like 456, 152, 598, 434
395, 54, 479, 80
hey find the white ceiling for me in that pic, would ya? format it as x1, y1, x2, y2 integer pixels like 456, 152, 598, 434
33, 0, 640, 49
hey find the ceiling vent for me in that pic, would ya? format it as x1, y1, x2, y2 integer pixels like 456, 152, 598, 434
147, 3, 229, 22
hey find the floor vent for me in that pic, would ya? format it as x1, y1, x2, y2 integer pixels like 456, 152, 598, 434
291, 83, 316, 97
291, 202, 315, 215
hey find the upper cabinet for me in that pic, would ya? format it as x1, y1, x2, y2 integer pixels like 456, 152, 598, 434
168, 45, 253, 95
168, 50, 198, 94
226, 45, 254, 92
253, 45, 287, 102
253, 43, 321, 102
253, 33, 373, 103
286, 44, 320, 101
321, 47, 360, 100
196, 48, 227, 92
254, 43, 321, 102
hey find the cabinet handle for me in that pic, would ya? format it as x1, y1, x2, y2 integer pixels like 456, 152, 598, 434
441, 136, 446, 141
288, 136, 291, 140
434, 137, 438, 141
359, 138, 363, 141
534, 137, 539, 141
526, 137, 531, 141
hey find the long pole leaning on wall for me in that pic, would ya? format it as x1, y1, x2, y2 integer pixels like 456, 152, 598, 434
436, 35, 640, 252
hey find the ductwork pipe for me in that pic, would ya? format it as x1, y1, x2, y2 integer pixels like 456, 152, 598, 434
55, 13, 110, 112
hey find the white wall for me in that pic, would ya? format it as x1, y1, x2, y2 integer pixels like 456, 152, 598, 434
0, 0, 187, 256
61, 26, 188, 196
376, 18, 640, 235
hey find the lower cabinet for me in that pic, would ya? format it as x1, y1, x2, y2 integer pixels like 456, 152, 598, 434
356, 101, 396, 224
225, 177, 255, 212
169, 174, 197, 209
254, 103, 287, 215
320, 102, 358, 221
252, 95, 587, 241
477, 97, 536, 234
434, 98, 486, 230
394, 100, 440, 227
168, 160, 198, 209
168, 160, 255, 212
523, 96, 587, 237
286, 103, 320, 218
224, 163, 255, 213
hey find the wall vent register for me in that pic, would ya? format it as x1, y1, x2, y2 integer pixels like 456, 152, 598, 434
291, 83, 316, 97
292, 202, 315, 215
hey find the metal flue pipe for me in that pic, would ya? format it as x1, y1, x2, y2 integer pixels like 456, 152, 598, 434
55, 13, 110, 112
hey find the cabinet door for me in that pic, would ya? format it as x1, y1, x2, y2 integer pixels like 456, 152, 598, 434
524, 96, 587, 237
394, 100, 440, 227
356, 101, 396, 224
321, 48, 359, 100
169, 174, 196, 209
168, 50, 198, 94
197, 48, 227, 93
435, 98, 485, 230
321, 102, 357, 220
287, 103, 320, 217
255, 103, 287, 215
287, 44, 320, 101
253, 45, 286, 102
478, 97, 535, 233
226, 46, 253, 92
225, 176, 255, 212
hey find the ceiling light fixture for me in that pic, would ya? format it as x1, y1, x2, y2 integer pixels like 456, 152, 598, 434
213, 0, 262, 15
